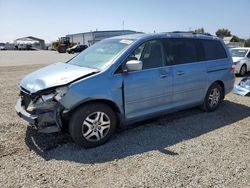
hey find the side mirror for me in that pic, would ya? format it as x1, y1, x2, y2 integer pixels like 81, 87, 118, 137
126, 60, 143, 72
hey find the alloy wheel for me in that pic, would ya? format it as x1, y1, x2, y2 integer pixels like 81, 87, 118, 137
208, 88, 220, 108
82, 112, 111, 142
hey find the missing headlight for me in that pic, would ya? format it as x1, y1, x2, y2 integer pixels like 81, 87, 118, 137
27, 100, 57, 111
54, 86, 68, 101
26, 86, 68, 111
41, 93, 55, 102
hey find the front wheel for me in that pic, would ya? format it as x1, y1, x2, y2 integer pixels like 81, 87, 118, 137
69, 103, 117, 148
201, 83, 223, 112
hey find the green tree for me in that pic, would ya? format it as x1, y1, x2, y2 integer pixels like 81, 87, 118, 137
230, 35, 240, 42
245, 38, 250, 47
230, 35, 245, 43
195, 28, 205, 33
215, 28, 232, 37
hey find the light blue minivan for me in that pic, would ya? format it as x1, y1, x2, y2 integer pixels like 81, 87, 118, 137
15, 32, 235, 147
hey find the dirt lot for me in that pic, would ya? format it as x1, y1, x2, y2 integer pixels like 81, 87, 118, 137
0, 51, 74, 66
0, 51, 249, 188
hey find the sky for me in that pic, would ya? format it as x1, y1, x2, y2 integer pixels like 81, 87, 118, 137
0, 0, 250, 43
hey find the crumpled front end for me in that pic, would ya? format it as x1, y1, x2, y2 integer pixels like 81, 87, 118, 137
15, 87, 68, 133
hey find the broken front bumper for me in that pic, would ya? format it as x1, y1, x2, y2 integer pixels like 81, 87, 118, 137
15, 99, 61, 133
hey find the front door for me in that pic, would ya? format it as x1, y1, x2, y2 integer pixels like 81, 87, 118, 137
123, 40, 173, 121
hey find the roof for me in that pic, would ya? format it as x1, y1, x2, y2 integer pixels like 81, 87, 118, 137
15, 36, 45, 42
109, 31, 219, 41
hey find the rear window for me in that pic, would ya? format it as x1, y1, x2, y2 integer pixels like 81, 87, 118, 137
202, 40, 227, 60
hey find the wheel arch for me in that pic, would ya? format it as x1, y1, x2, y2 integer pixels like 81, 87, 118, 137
65, 99, 123, 127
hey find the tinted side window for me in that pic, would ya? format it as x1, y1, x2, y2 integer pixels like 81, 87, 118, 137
163, 38, 199, 65
202, 40, 227, 60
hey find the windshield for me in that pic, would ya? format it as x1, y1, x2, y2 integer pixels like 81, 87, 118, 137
68, 39, 133, 70
230, 49, 248, 57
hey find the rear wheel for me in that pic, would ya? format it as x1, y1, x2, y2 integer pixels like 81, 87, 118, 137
239, 64, 247, 76
201, 83, 223, 112
69, 103, 116, 148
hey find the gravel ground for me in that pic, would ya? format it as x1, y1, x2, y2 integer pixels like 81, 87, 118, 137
0, 51, 249, 187
0, 51, 74, 66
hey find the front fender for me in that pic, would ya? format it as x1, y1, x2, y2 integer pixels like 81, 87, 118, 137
58, 72, 124, 116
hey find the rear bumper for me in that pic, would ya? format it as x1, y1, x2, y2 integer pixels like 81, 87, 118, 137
15, 99, 60, 133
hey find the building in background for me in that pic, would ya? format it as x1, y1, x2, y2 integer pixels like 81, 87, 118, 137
14, 36, 46, 50
66, 30, 142, 46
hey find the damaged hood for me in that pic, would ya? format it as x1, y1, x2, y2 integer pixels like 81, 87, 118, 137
20, 62, 98, 93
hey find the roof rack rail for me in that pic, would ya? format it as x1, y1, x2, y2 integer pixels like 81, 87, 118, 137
172, 31, 196, 34
171, 31, 212, 36
201, 32, 212, 36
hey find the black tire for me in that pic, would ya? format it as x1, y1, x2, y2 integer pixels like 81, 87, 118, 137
201, 82, 223, 112
239, 64, 247, 76
69, 103, 117, 148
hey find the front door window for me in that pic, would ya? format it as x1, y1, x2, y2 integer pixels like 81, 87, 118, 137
127, 40, 165, 70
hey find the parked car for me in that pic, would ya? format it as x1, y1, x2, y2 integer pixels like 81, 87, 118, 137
17, 43, 32, 50
230, 47, 250, 76
0, 45, 6, 50
233, 77, 250, 96
67, 44, 88, 54
15, 32, 235, 148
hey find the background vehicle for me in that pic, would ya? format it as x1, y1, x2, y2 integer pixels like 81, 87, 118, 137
15, 32, 235, 148
230, 47, 250, 76
67, 44, 88, 54
0, 45, 6, 50
17, 43, 32, 50
233, 77, 250, 96
52, 37, 76, 53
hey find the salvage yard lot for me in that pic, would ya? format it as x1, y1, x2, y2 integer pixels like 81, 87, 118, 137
0, 51, 249, 187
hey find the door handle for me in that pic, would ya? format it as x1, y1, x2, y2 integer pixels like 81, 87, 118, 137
176, 71, 185, 75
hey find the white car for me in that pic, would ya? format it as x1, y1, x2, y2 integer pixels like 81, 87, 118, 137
230, 47, 250, 76
17, 43, 32, 50
0, 46, 6, 50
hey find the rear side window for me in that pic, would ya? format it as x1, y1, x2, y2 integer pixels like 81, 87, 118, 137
163, 38, 199, 65
202, 40, 227, 60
